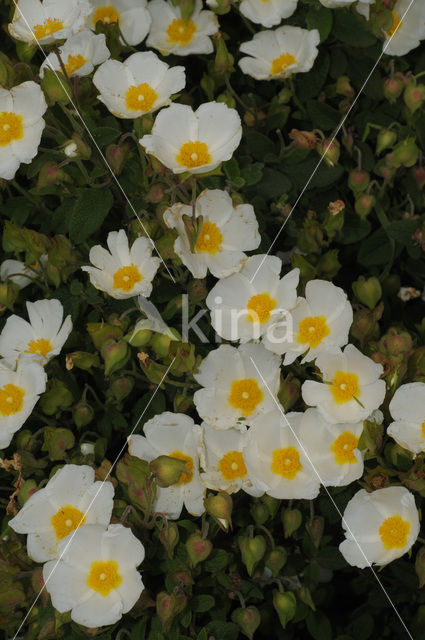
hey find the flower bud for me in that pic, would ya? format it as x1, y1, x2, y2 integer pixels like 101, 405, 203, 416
336, 75, 355, 99
383, 73, 405, 102
358, 418, 384, 454
185, 532, 213, 568
404, 81, 425, 114
159, 522, 179, 558
0, 280, 19, 310
376, 129, 397, 155
151, 332, 173, 358
205, 491, 233, 532
316, 139, 340, 167
101, 339, 130, 376
62, 134, 91, 160
265, 546, 287, 577
169, 341, 196, 376
138, 356, 169, 384
414, 546, 425, 588
16, 41, 37, 64
116, 453, 151, 511
239, 535, 267, 576
127, 328, 152, 347
273, 591, 296, 629
281, 508, 302, 538
317, 250, 341, 279
297, 219, 323, 254
41, 68, 70, 105
42, 427, 75, 460
17, 479, 38, 507
231, 606, 261, 640
173, 393, 193, 413
306, 516, 324, 549
278, 374, 300, 412
262, 495, 280, 518
209, 0, 231, 13
297, 585, 315, 610
214, 36, 234, 75
350, 307, 380, 348
187, 278, 208, 304
109, 376, 134, 402
348, 169, 370, 193
381, 327, 413, 356
411, 166, 425, 190
66, 351, 100, 372
145, 183, 166, 204
105, 142, 131, 175
150, 455, 188, 487
87, 322, 123, 349
72, 402, 94, 429
407, 346, 425, 381
392, 138, 419, 168
16, 429, 38, 453
250, 501, 269, 526
352, 276, 382, 310
355, 193, 375, 219
40, 380, 73, 416
289, 129, 318, 150
156, 591, 187, 632
36, 161, 69, 189
169, 567, 194, 587
216, 92, 236, 109
2, 221, 27, 253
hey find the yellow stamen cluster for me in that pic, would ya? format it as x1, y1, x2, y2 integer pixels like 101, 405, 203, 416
25, 337, 53, 357
87, 560, 122, 596
113, 265, 143, 292
228, 378, 264, 416
297, 315, 330, 349
176, 141, 212, 168
33, 18, 64, 40
195, 221, 223, 254
271, 446, 302, 479
0, 113, 24, 147
330, 371, 360, 404
0, 384, 25, 417
218, 451, 247, 481
166, 18, 196, 45
51, 505, 86, 541
379, 515, 410, 549
246, 293, 277, 324
331, 432, 358, 465
126, 83, 158, 112
169, 450, 194, 484
270, 53, 296, 76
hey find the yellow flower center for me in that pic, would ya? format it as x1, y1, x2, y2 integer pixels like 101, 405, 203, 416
331, 431, 359, 465
93, 6, 120, 25
270, 53, 297, 76
0, 384, 25, 417
330, 371, 360, 405
126, 83, 159, 112
0, 113, 24, 147
33, 18, 64, 40
169, 450, 194, 484
195, 221, 223, 254
176, 141, 212, 169
246, 293, 277, 324
166, 18, 197, 45
113, 265, 143, 292
271, 446, 302, 479
379, 515, 410, 549
228, 378, 264, 416
422, 420, 425, 438
25, 337, 53, 357
218, 451, 247, 481
87, 560, 122, 596
386, 11, 401, 37
64, 54, 88, 76
51, 504, 86, 541
297, 315, 330, 349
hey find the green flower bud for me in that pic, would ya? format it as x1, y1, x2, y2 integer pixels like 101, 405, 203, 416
317, 249, 341, 279
382, 274, 401, 296
392, 138, 419, 168
262, 495, 280, 518
16, 41, 37, 64
173, 393, 193, 413
350, 307, 380, 348
188, 278, 208, 304
216, 92, 236, 109
205, 491, 233, 532
150, 455, 189, 487
155, 230, 177, 261
383, 73, 405, 102
101, 339, 130, 376
348, 169, 370, 193
354, 193, 375, 219
297, 220, 323, 254
36, 161, 70, 189
40, 380, 73, 416
116, 453, 152, 511
109, 376, 134, 402
414, 547, 425, 588
145, 183, 166, 203
278, 374, 301, 412
2, 221, 27, 252
404, 81, 425, 114
17, 480, 38, 507
239, 535, 267, 576
41, 68, 70, 106
297, 585, 316, 611
250, 501, 269, 526
336, 75, 355, 99
376, 129, 397, 155
306, 516, 324, 549
159, 522, 179, 558
139, 357, 169, 384
105, 142, 131, 175
66, 351, 100, 372
126, 328, 152, 347
169, 341, 196, 376
180, 0, 196, 21
168, 567, 194, 587
42, 427, 75, 461
412, 166, 425, 190
16, 429, 37, 453
156, 591, 187, 632
72, 402, 94, 429
358, 418, 384, 454
214, 37, 234, 75
87, 322, 123, 349
185, 532, 213, 568
273, 590, 296, 629
265, 546, 287, 577
151, 332, 173, 358
281, 508, 302, 538
316, 139, 340, 167
0, 281, 19, 310
352, 276, 382, 310
231, 606, 261, 640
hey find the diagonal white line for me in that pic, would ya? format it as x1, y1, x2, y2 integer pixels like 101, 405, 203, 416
249, 356, 415, 640
249, 0, 416, 284
10, 0, 176, 283
11, 356, 177, 640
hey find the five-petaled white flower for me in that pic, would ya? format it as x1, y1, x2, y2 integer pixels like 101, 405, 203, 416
387, 382, 425, 455
0, 259, 33, 290
81, 229, 161, 300
244, 410, 320, 499
302, 344, 386, 424
263, 279, 353, 363
128, 412, 205, 520
193, 343, 281, 430
0, 360, 46, 449
9, 464, 114, 562
382, 0, 425, 57
239, 0, 298, 28
0, 299, 72, 366
299, 408, 364, 487
239, 26, 320, 81
147, 0, 218, 56
89, 0, 151, 46
140, 102, 242, 175
163, 189, 260, 279
40, 31, 110, 78
206, 255, 299, 342
199, 423, 262, 496
0, 81, 47, 181
339, 486, 420, 568
9, 0, 91, 44
43, 523, 145, 627
93, 51, 185, 119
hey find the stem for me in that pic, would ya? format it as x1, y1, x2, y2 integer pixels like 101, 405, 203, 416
257, 524, 275, 550
289, 76, 306, 116
224, 75, 255, 116
233, 591, 246, 608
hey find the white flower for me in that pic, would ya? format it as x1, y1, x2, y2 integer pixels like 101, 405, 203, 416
81, 229, 161, 300
318, 0, 356, 7
302, 344, 386, 424
299, 408, 364, 487
0, 299, 72, 366
89, 0, 151, 46
387, 382, 425, 455
43, 523, 144, 627
206, 255, 299, 342
9, 464, 114, 562
199, 423, 262, 496
128, 412, 205, 519
0, 81, 47, 181
147, 0, 218, 57
9, 0, 91, 44
92, 51, 185, 119
383, 0, 425, 57
263, 279, 353, 363
244, 410, 320, 499
0, 259, 33, 289
239, 0, 298, 28
398, 286, 421, 302
239, 26, 320, 81
140, 102, 242, 175
0, 360, 46, 449
339, 486, 420, 568
40, 31, 109, 78
163, 189, 260, 279
193, 343, 281, 430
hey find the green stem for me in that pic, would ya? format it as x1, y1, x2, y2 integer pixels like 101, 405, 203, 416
224, 75, 255, 116
257, 524, 275, 550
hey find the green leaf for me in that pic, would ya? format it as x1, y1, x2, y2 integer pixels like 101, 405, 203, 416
333, 11, 377, 47
306, 6, 333, 41
248, 168, 291, 200
191, 594, 215, 613
240, 162, 263, 186
306, 100, 341, 131
339, 215, 371, 244
244, 130, 276, 161
386, 219, 419, 245
306, 611, 332, 640
204, 621, 239, 640
69, 189, 113, 244
358, 227, 394, 267
94, 125, 121, 146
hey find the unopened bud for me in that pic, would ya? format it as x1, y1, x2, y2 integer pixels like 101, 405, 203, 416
62, 134, 91, 160
0, 280, 19, 310
239, 535, 267, 576
205, 491, 233, 532
297, 585, 315, 610
348, 169, 370, 193
36, 161, 69, 189
101, 339, 130, 376
109, 376, 134, 402
376, 128, 397, 155
105, 142, 130, 175
127, 328, 152, 347
352, 276, 382, 310
185, 532, 213, 568
392, 138, 419, 168
40, 379, 73, 415
231, 606, 261, 640
66, 351, 100, 372
159, 522, 179, 558
412, 166, 425, 190
250, 501, 269, 526
336, 75, 355, 98
316, 139, 340, 167
273, 591, 296, 629
87, 322, 123, 349
265, 546, 287, 577
156, 591, 187, 632
383, 73, 405, 102
404, 82, 425, 114
355, 193, 375, 219
41, 68, 70, 105
16, 41, 37, 64
281, 508, 302, 538
150, 455, 188, 487
278, 374, 301, 412
43, 426, 75, 460
306, 515, 324, 549
72, 402, 94, 428
214, 37, 234, 75
289, 129, 318, 150
17, 479, 38, 507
